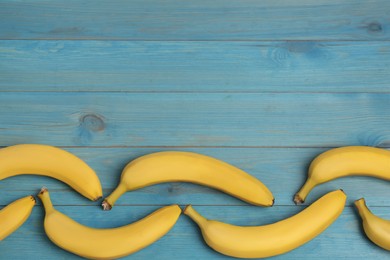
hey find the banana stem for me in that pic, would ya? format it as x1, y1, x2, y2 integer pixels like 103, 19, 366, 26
37, 187, 55, 214
294, 178, 316, 204
354, 198, 370, 221
183, 205, 207, 227
102, 183, 127, 210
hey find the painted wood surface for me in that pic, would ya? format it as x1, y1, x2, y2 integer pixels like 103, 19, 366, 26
1, 0, 390, 259
1, 41, 390, 92
0, 0, 389, 40
0, 93, 389, 147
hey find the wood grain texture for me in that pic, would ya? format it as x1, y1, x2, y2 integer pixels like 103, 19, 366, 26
1, 147, 389, 207
1, 205, 389, 259
1, 0, 390, 259
1, 40, 390, 92
0, 0, 389, 40
0, 92, 389, 147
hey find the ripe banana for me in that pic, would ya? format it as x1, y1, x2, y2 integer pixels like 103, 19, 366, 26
0, 195, 35, 241
355, 198, 390, 251
294, 146, 390, 204
38, 188, 181, 259
184, 190, 346, 258
0, 144, 102, 201
103, 151, 274, 210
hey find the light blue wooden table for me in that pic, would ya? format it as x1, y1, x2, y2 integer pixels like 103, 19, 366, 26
1, 1, 390, 259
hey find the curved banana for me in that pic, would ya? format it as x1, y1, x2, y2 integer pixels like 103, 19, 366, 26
102, 151, 274, 210
184, 190, 346, 258
355, 198, 390, 250
0, 144, 102, 201
294, 146, 390, 204
38, 188, 181, 259
0, 195, 35, 240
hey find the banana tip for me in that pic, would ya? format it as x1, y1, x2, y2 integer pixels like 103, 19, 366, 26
39, 187, 48, 195
93, 196, 103, 202
182, 205, 192, 214
30, 195, 36, 203
271, 198, 275, 207
293, 194, 304, 205
354, 197, 365, 205
101, 200, 112, 211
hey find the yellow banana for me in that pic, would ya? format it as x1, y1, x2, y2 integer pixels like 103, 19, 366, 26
38, 188, 181, 259
0, 195, 35, 241
355, 198, 390, 251
0, 144, 102, 201
103, 151, 274, 210
184, 190, 346, 258
294, 146, 390, 204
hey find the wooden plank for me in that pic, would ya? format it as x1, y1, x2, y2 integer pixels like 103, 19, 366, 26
1, 40, 390, 92
0, 0, 389, 40
1, 205, 388, 259
1, 147, 389, 207
0, 92, 389, 147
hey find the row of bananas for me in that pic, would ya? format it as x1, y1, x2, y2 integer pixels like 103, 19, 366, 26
0, 144, 389, 259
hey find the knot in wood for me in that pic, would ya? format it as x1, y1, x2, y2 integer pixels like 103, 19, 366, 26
80, 114, 105, 132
